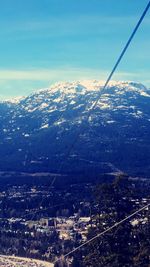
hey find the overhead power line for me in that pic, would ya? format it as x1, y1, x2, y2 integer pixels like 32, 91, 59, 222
60, 203, 150, 259
26, 1, 150, 220
88, 1, 150, 115
50, 0, 150, 186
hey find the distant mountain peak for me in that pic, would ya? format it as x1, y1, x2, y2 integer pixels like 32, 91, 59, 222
35, 80, 148, 96
1, 80, 148, 106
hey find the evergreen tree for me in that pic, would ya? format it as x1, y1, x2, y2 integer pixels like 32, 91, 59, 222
82, 176, 136, 266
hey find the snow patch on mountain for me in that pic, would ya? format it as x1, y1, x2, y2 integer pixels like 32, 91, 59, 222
1, 80, 149, 107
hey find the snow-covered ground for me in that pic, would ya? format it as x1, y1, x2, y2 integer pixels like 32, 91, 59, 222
0, 255, 54, 267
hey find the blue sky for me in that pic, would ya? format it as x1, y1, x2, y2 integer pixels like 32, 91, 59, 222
0, 0, 150, 99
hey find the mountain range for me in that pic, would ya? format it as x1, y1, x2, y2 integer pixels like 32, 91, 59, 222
0, 80, 150, 177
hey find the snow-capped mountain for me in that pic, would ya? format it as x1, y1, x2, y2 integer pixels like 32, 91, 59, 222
0, 80, 150, 177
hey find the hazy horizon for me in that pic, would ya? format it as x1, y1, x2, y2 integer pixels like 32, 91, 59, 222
0, 77, 150, 101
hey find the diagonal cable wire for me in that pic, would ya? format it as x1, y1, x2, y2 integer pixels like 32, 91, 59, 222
55, 203, 150, 260
50, 0, 150, 187
25, 0, 150, 220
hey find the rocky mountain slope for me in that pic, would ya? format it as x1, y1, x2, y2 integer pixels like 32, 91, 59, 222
0, 80, 150, 177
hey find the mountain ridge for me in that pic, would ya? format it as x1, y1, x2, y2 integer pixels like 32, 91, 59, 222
1, 80, 149, 105
0, 80, 150, 178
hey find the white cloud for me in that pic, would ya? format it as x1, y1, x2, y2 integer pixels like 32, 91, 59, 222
0, 68, 105, 81
0, 67, 149, 100
0, 68, 140, 82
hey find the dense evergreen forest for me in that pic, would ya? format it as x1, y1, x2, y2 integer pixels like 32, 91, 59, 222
61, 176, 150, 267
